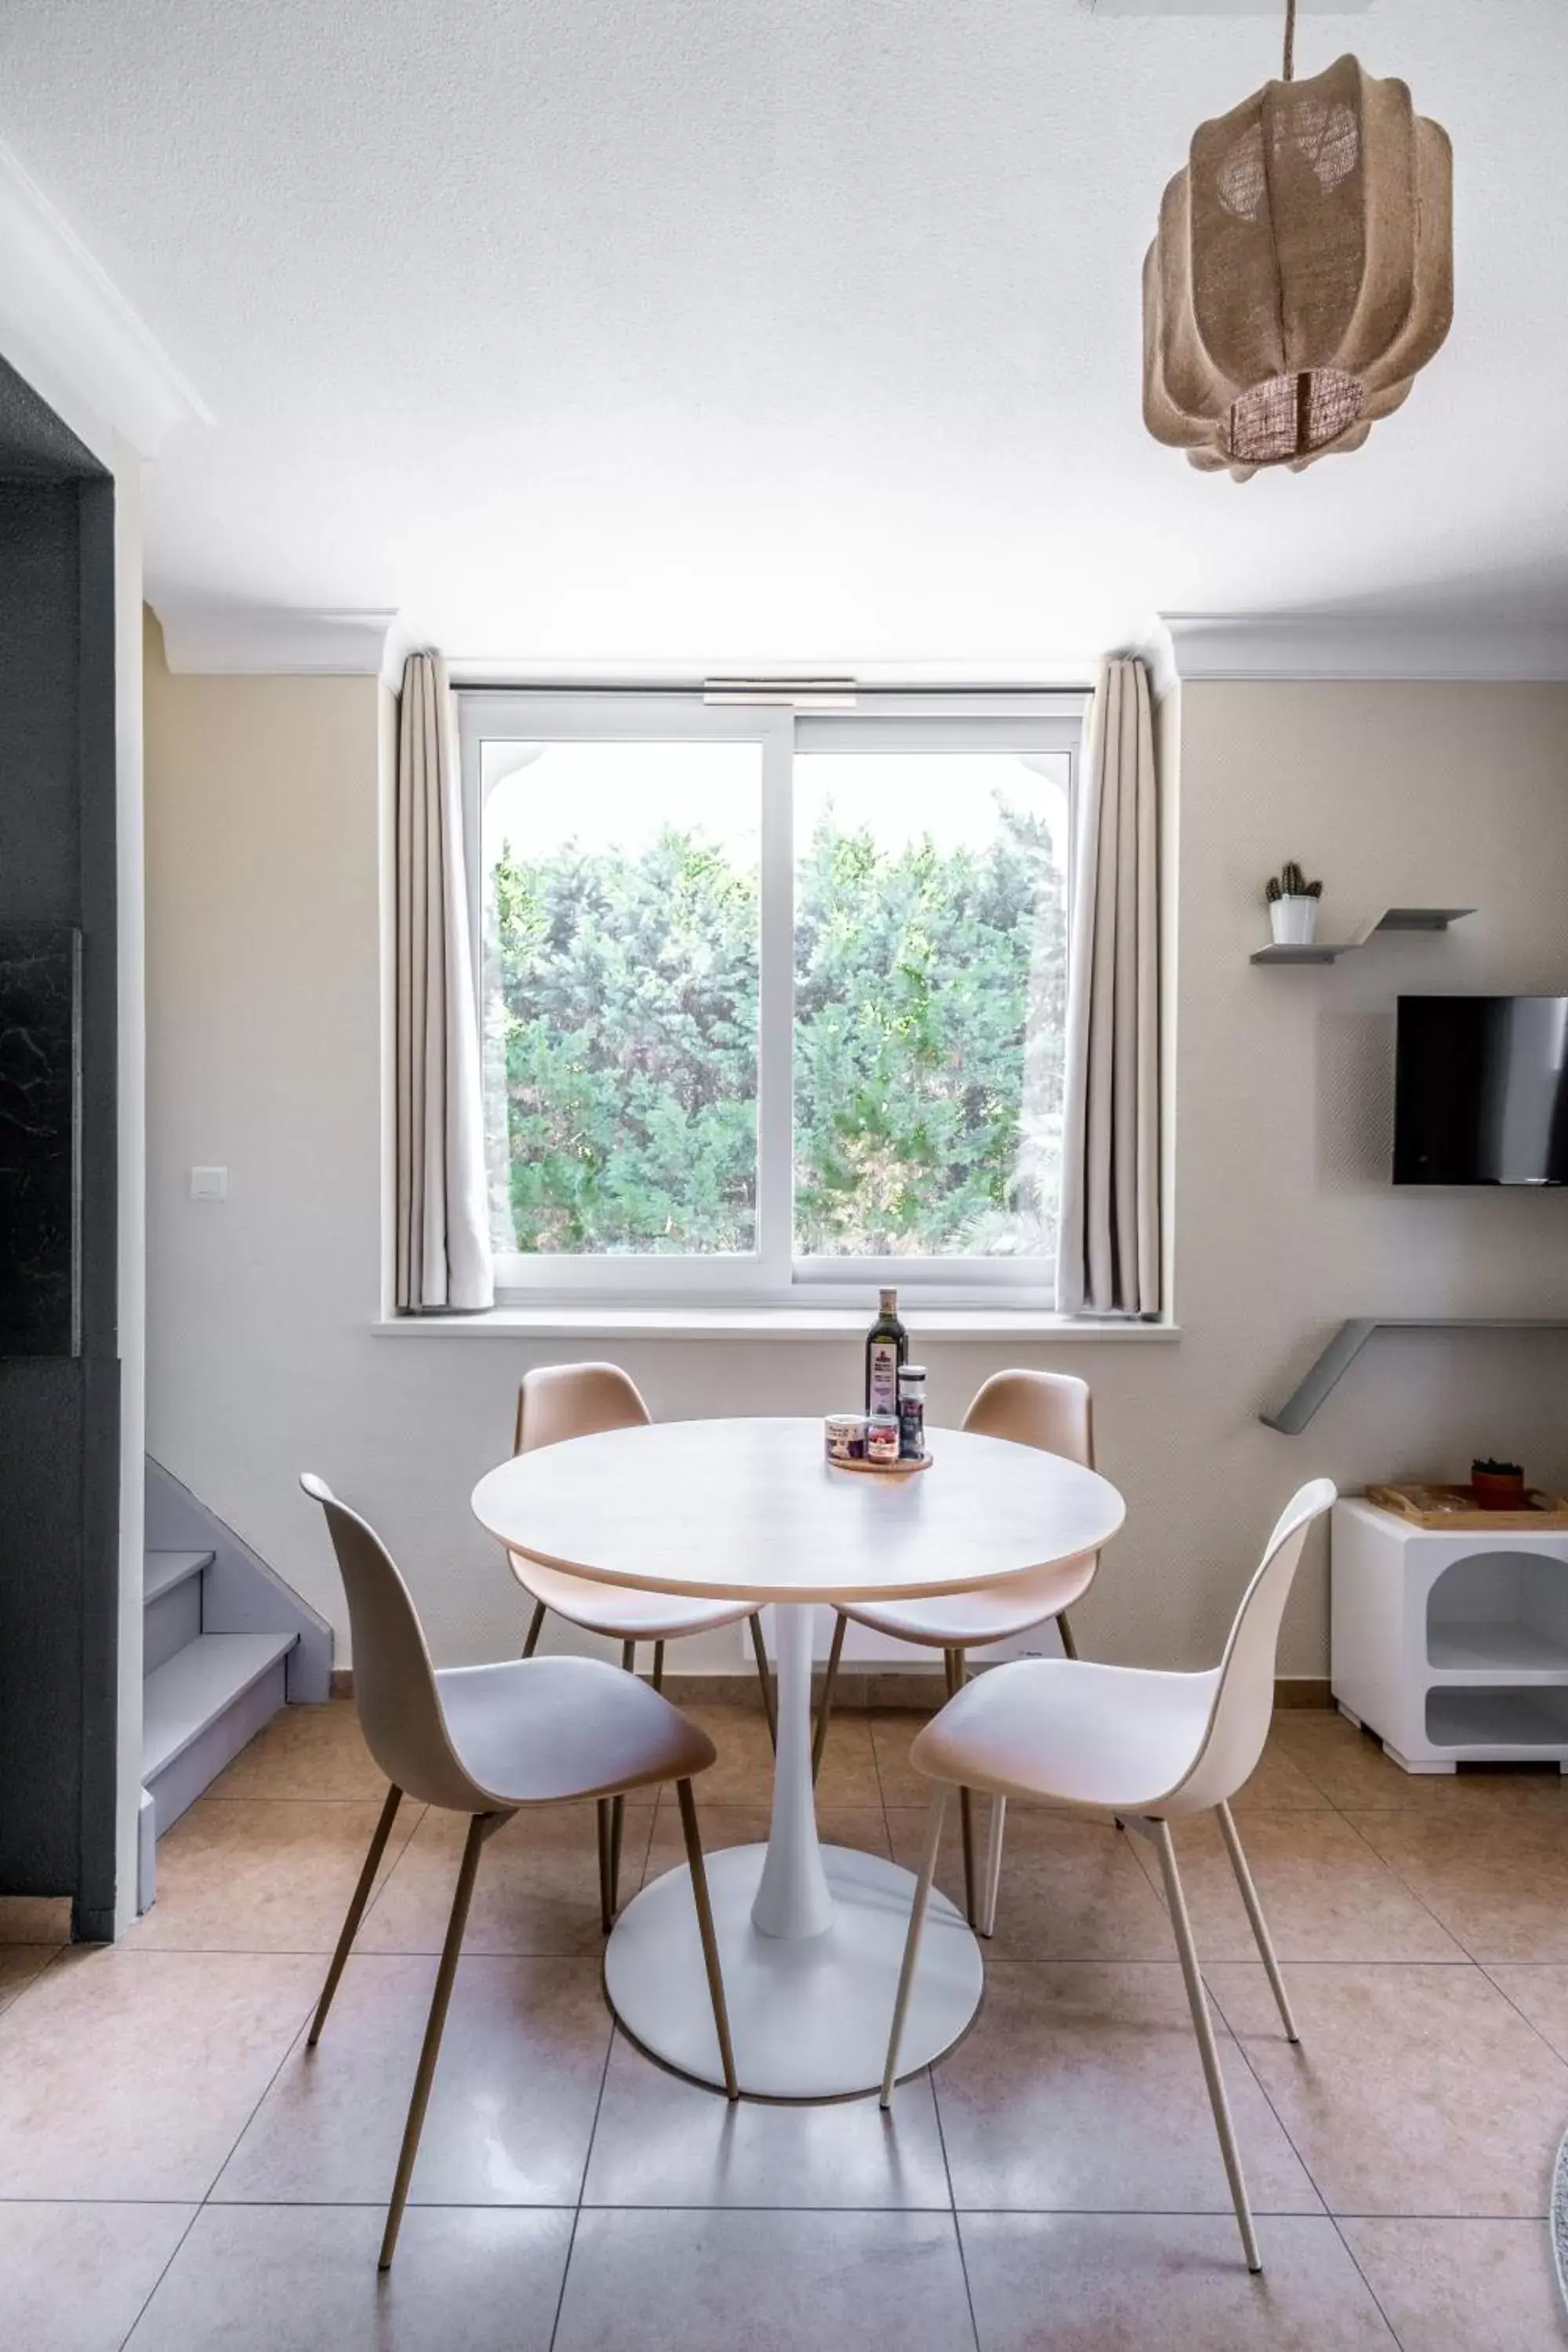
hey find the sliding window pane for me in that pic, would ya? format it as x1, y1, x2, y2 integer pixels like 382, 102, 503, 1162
481, 741, 760, 1254
793, 750, 1069, 1259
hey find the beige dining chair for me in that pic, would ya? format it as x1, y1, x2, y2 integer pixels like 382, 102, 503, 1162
300, 1472, 738, 2272
813, 1369, 1100, 1925
512, 1363, 778, 1914
880, 1476, 1336, 2275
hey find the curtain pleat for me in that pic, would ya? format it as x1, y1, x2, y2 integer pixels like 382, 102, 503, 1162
1056, 655, 1161, 1316
395, 652, 493, 1312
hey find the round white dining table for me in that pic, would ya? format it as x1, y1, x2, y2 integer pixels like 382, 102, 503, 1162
471, 1415, 1125, 2100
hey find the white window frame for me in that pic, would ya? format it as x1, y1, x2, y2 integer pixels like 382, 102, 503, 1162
459, 688, 1083, 1311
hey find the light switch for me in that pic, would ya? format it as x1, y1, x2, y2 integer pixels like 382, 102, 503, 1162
190, 1167, 228, 1201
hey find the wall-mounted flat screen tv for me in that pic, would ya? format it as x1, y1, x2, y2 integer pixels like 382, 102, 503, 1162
1395, 996, 1568, 1185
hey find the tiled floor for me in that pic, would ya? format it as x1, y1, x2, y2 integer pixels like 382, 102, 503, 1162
4, 1699, 1568, 2348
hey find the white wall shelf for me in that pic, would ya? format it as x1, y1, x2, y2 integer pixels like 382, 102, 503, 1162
1332, 1499, 1568, 1771
1250, 906, 1474, 966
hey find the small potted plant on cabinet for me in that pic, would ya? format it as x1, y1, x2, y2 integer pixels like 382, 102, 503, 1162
1472, 1457, 1526, 1512
1265, 861, 1324, 947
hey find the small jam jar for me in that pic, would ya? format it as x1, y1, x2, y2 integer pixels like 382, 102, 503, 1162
866, 1410, 902, 1466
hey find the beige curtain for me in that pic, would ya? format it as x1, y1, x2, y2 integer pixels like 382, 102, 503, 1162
395, 652, 493, 1312
1055, 655, 1160, 1316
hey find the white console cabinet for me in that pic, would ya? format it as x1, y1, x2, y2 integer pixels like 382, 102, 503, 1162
1330, 1498, 1568, 1772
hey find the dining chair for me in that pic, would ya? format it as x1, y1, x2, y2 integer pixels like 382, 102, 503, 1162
813, 1369, 1100, 1926
300, 1472, 738, 2271
880, 1475, 1335, 2274
512, 1363, 778, 1915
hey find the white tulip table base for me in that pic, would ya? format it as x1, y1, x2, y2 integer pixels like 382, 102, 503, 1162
604, 1839, 983, 2100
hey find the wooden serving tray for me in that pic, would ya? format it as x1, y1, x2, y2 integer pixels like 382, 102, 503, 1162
829, 1451, 934, 1476
1366, 1482, 1568, 1530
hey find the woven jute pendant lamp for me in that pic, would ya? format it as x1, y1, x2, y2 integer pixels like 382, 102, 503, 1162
1143, 0, 1453, 478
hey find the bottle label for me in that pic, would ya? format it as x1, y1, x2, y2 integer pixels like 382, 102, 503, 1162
869, 1339, 899, 1415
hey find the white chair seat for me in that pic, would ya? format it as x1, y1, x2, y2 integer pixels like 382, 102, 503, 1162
437, 1655, 717, 1806
840, 1554, 1097, 1650
509, 1555, 756, 1642
912, 1654, 1221, 1815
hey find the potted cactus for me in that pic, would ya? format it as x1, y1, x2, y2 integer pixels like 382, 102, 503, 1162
1472, 1457, 1526, 1512
1265, 860, 1324, 946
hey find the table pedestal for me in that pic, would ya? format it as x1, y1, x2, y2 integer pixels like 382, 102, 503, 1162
603, 1600, 984, 2099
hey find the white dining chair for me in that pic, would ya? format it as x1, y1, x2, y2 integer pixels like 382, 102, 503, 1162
813, 1369, 1100, 1926
302, 1473, 738, 2271
511, 1363, 778, 1915
880, 1476, 1337, 2276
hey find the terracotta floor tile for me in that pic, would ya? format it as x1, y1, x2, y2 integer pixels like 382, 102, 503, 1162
960, 2212, 1396, 2349
1339, 2217, 1566, 2352
582, 2031, 952, 2207
1277, 1714, 1568, 1818
1479, 1962, 1568, 2061
871, 1710, 941, 1809
1232, 1736, 1338, 1813
205, 1700, 388, 1800
553, 2209, 977, 2352
1128, 1810, 1465, 1962
932, 1961, 1320, 2215
1347, 1811, 1568, 1962
0, 1947, 320, 2199
640, 1796, 891, 1888
681, 1701, 879, 1807
214, 1952, 611, 2207
0, 1943, 59, 2015
123, 2203, 572, 2351
886, 1804, 1175, 1961
0, 2201, 196, 2352
361, 1798, 652, 1957
1206, 1961, 1568, 2218
124, 1798, 421, 1953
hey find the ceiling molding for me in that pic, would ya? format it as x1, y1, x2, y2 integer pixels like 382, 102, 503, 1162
1152, 612, 1568, 687
1084, 2, 1372, 14
156, 601, 407, 685
0, 138, 210, 461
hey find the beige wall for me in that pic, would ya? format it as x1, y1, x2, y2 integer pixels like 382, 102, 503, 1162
143, 622, 1568, 1681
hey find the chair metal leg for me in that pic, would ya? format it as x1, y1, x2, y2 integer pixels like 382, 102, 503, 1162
946, 1649, 978, 1927
676, 1777, 739, 2100
607, 1639, 637, 1915
308, 1783, 402, 2047
379, 1809, 491, 2270
1056, 1607, 1079, 1661
1152, 1818, 1262, 2274
748, 1612, 777, 1751
652, 1639, 666, 1695
596, 1798, 615, 1936
881, 1788, 949, 2106
980, 1794, 1007, 1939
521, 1599, 546, 1660
812, 1613, 847, 1785
1218, 1800, 1299, 2043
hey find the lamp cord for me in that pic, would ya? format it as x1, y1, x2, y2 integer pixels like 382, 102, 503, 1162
1283, 0, 1297, 81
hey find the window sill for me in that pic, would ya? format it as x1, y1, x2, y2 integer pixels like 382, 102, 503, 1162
372, 1307, 1181, 1342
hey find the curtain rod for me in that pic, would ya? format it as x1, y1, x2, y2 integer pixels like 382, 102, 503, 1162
449, 677, 1094, 699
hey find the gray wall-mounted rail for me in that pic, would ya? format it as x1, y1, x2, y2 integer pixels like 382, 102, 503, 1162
1261, 1318, 1568, 1434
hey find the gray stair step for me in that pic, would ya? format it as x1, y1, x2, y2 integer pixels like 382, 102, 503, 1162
144, 1548, 213, 1606
143, 1632, 296, 1838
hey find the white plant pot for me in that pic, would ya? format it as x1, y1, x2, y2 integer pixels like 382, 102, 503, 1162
1270, 895, 1319, 946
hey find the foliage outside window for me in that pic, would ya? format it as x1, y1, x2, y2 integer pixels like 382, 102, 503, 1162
464, 697, 1076, 1304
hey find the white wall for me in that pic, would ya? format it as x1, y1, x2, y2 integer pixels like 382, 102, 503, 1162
143, 627, 1568, 1682
113, 445, 146, 1931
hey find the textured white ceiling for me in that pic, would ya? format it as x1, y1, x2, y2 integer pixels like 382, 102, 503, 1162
0, 0, 1563, 666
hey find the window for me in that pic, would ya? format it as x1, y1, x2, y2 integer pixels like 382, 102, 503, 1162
459, 692, 1080, 1307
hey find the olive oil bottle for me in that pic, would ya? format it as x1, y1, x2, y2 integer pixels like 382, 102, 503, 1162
864, 1287, 908, 1417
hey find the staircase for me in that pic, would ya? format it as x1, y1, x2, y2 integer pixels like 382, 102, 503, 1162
139, 1463, 332, 1911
